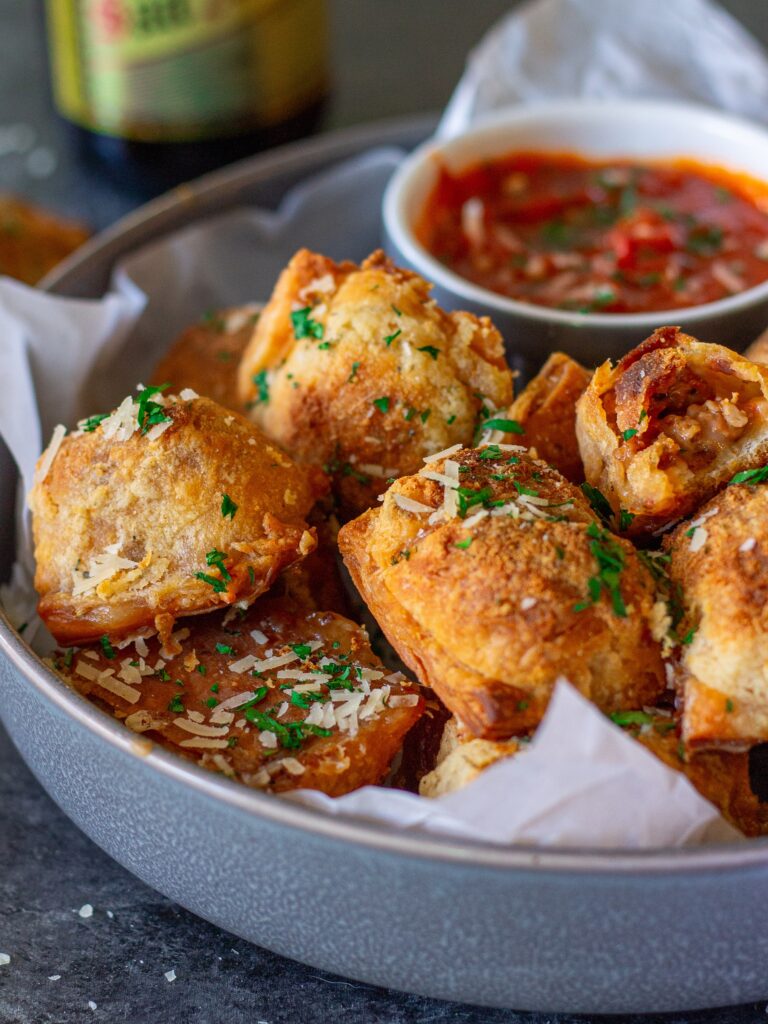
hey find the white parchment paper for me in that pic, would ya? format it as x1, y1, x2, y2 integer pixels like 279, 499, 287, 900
1, 0, 761, 847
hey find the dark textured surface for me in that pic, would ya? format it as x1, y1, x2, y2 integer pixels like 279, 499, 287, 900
4, 1, 768, 1021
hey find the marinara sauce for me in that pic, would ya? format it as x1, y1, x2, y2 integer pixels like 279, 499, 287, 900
416, 153, 768, 314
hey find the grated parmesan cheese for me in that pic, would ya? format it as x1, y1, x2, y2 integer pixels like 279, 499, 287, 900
739, 537, 756, 552
172, 718, 229, 738
34, 424, 67, 484
393, 494, 435, 515
423, 443, 463, 463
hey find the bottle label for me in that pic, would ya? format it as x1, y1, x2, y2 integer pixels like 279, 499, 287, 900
46, 0, 328, 141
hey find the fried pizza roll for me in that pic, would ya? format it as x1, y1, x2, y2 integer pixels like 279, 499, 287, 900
150, 305, 261, 413
30, 389, 325, 647
237, 248, 514, 519
507, 352, 591, 483
0, 194, 89, 285
665, 480, 768, 750
51, 599, 424, 796
339, 447, 665, 739
576, 326, 768, 535
744, 327, 768, 367
419, 716, 520, 797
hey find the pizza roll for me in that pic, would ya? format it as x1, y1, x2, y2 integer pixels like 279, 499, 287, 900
744, 327, 768, 367
338, 446, 665, 739
30, 389, 325, 647
507, 352, 591, 483
51, 598, 424, 796
419, 716, 519, 797
151, 305, 261, 413
237, 248, 514, 519
665, 481, 768, 750
0, 194, 89, 285
576, 326, 768, 535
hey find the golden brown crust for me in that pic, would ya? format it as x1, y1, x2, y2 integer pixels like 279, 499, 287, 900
666, 482, 768, 749
339, 448, 665, 739
576, 326, 768, 535
0, 195, 89, 285
30, 393, 326, 646
51, 599, 424, 796
418, 717, 519, 797
150, 306, 260, 413
507, 352, 591, 483
237, 248, 514, 519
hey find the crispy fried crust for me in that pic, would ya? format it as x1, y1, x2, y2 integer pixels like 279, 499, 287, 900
51, 599, 424, 796
666, 483, 768, 749
30, 393, 326, 646
0, 195, 89, 285
237, 248, 514, 519
338, 449, 665, 739
419, 717, 519, 797
576, 326, 768, 535
508, 352, 591, 483
150, 306, 260, 413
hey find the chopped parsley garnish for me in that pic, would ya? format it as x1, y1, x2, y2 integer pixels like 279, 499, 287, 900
156, 668, 170, 682
291, 643, 312, 659
64, 648, 74, 668
680, 626, 697, 645
581, 482, 613, 522
251, 370, 270, 405
82, 413, 109, 433
390, 548, 411, 565
480, 417, 524, 435
247, 565, 256, 586
726, 698, 735, 713
99, 635, 116, 660
619, 509, 635, 531
203, 549, 231, 584
686, 224, 723, 255
391, 304, 402, 316
235, 687, 268, 710
215, 642, 234, 655
220, 493, 238, 520
373, 396, 390, 413
446, 414, 456, 425
479, 445, 502, 460
206, 697, 218, 708
573, 522, 628, 617
729, 465, 768, 486
201, 309, 225, 332
456, 485, 493, 519
420, 408, 431, 423
512, 481, 538, 497
348, 361, 360, 382
384, 329, 401, 346
516, 699, 529, 712
417, 345, 440, 360
610, 710, 653, 727
137, 383, 171, 435
622, 428, 638, 441
403, 407, 417, 421
455, 536, 473, 550
195, 572, 227, 593
168, 695, 184, 713
290, 306, 323, 340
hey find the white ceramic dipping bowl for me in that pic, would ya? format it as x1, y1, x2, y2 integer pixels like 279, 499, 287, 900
383, 100, 768, 371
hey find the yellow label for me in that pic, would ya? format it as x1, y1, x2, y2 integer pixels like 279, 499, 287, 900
46, 0, 328, 141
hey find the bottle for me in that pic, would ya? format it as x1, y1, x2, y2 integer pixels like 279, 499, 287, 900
45, 0, 329, 195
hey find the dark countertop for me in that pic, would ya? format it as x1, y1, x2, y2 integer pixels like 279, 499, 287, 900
3, 2, 768, 1021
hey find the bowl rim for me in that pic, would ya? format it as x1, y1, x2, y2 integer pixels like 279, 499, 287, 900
4, 110, 768, 878
5, 612, 768, 875
383, 98, 768, 331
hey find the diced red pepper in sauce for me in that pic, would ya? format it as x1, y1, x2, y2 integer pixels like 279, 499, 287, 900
415, 153, 768, 314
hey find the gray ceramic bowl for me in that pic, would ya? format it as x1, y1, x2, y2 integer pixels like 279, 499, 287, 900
383, 101, 768, 370
2, 116, 768, 1015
